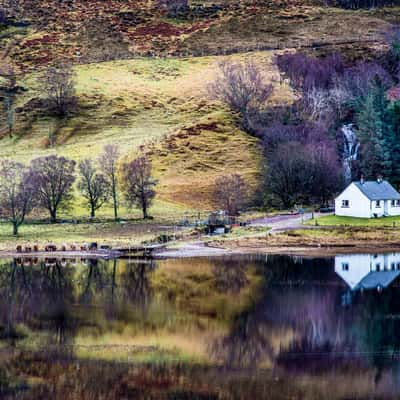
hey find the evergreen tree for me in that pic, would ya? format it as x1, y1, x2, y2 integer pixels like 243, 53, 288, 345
387, 101, 400, 186
356, 83, 392, 180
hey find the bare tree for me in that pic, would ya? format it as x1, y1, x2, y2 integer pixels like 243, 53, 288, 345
39, 65, 76, 117
0, 160, 36, 235
213, 174, 247, 216
78, 159, 109, 218
211, 61, 273, 133
30, 155, 76, 223
265, 141, 342, 208
301, 88, 331, 124
122, 155, 157, 219
98, 144, 120, 220
328, 81, 352, 121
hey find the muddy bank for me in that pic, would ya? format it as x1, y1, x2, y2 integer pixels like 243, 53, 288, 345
154, 241, 400, 259
3, 232, 400, 260
155, 225, 400, 259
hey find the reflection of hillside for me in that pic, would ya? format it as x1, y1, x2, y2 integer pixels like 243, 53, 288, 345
212, 255, 400, 392
4, 255, 400, 398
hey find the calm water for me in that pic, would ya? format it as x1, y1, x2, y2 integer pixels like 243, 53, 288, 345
2, 253, 400, 399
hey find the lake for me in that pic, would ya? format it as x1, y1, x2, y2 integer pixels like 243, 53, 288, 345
1, 253, 400, 399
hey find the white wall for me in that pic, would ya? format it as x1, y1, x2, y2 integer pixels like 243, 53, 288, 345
371, 200, 385, 217
335, 254, 372, 289
335, 183, 371, 218
335, 253, 400, 289
389, 201, 400, 216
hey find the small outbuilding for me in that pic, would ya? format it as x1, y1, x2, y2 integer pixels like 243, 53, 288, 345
335, 178, 400, 218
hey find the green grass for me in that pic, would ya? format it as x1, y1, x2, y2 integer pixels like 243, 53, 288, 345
6, 57, 210, 162
306, 215, 400, 227
0, 202, 200, 250
0, 195, 202, 249
0, 221, 157, 250
1, 53, 275, 212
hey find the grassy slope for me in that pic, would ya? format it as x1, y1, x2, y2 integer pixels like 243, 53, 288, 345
0, 1, 399, 245
2, 52, 289, 213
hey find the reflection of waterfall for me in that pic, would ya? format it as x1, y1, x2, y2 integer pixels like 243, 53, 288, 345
342, 124, 359, 184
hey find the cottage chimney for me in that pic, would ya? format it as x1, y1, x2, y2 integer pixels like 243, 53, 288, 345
377, 174, 383, 184
360, 174, 365, 184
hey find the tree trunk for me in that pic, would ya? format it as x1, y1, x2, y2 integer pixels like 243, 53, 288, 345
113, 188, 118, 220
91, 206, 95, 219
50, 209, 57, 223
12, 221, 18, 236
142, 203, 148, 219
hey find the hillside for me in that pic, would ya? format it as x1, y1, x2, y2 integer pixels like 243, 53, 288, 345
0, 0, 399, 214
2, 0, 397, 69
0, 52, 288, 210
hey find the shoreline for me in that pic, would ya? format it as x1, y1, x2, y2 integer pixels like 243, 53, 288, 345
2, 242, 400, 260
153, 242, 400, 259
0, 250, 123, 259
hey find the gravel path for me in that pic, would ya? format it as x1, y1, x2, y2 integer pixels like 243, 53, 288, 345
155, 212, 333, 258
250, 212, 328, 233
154, 242, 238, 258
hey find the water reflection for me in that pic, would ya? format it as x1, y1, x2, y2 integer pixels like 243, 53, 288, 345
212, 254, 400, 397
336, 253, 400, 290
212, 257, 248, 294
3, 254, 400, 398
0, 257, 155, 345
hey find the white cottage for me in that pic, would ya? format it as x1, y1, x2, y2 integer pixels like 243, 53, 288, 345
335, 179, 400, 218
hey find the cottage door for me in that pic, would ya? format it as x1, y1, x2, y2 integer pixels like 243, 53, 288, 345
384, 200, 388, 215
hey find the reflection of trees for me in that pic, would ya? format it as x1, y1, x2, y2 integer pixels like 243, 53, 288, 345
105, 259, 154, 319
121, 260, 154, 311
212, 255, 400, 381
0, 258, 76, 352
211, 256, 341, 368
72, 258, 154, 312
0, 258, 156, 346
212, 258, 248, 294
212, 305, 273, 368
79, 258, 107, 303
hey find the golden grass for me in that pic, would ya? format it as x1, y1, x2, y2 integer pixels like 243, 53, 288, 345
1, 52, 291, 212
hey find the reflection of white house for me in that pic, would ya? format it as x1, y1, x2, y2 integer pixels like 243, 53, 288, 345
335, 179, 400, 218
335, 253, 400, 291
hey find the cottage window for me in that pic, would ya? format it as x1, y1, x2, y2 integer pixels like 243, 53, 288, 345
397, 262, 400, 270
397, 200, 400, 206
392, 200, 396, 207
392, 262, 396, 270
341, 200, 349, 208
341, 262, 349, 271
376, 200, 381, 208
376, 263, 381, 271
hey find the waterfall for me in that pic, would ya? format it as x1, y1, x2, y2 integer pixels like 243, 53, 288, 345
342, 124, 359, 184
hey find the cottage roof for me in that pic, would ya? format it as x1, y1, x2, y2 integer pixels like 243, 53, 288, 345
354, 270, 400, 291
353, 180, 400, 201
